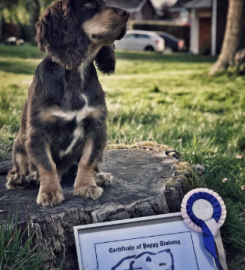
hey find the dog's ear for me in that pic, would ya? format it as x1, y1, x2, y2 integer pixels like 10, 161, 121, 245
95, 45, 116, 75
35, 20, 48, 53
35, 0, 90, 70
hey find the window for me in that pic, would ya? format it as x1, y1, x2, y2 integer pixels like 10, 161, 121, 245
136, 34, 150, 39
125, 34, 136, 39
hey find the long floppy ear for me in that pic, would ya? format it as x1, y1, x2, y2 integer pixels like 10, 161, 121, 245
35, 0, 90, 70
95, 45, 116, 75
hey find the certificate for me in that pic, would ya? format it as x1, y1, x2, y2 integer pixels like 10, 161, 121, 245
74, 213, 217, 270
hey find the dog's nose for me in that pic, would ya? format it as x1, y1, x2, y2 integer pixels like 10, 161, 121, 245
114, 8, 129, 18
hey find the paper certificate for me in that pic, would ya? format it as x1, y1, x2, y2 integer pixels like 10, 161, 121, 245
95, 231, 198, 270
76, 219, 216, 270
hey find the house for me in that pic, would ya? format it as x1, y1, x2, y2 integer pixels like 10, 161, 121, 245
168, 0, 191, 23
186, 0, 228, 55
106, 0, 160, 21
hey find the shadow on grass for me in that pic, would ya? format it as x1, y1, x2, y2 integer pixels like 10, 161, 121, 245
115, 51, 216, 63
0, 61, 38, 75
0, 44, 44, 59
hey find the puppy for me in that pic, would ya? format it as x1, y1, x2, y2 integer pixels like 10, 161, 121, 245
6, 0, 129, 206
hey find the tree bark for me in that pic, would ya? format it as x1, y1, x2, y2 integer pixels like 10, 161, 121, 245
210, 0, 245, 75
0, 160, 12, 175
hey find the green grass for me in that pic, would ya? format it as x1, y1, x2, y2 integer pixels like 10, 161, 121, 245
0, 214, 47, 270
0, 45, 245, 268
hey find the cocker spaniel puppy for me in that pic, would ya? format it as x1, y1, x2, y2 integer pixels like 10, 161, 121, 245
6, 0, 129, 206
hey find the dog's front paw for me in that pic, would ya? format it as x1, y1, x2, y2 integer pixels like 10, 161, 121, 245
6, 170, 30, 190
95, 173, 113, 187
37, 190, 64, 206
74, 186, 103, 200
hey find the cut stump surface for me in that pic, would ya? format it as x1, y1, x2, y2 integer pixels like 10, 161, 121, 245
0, 148, 193, 270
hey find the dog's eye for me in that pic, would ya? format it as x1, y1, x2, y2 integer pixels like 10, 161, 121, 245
84, 1, 94, 7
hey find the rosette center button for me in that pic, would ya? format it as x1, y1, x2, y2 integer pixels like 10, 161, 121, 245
192, 199, 214, 221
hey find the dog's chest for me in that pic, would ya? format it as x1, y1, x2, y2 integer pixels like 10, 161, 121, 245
56, 95, 96, 157
54, 64, 99, 157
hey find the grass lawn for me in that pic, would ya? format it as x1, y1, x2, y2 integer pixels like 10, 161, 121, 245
0, 45, 245, 269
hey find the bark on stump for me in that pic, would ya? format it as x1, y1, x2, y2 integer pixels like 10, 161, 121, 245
0, 147, 194, 270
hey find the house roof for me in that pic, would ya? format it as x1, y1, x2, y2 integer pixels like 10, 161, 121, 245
106, 0, 142, 10
106, 0, 156, 13
171, 0, 192, 8
185, 0, 211, 9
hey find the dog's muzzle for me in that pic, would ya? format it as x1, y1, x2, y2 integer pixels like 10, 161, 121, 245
116, 26, 127, 40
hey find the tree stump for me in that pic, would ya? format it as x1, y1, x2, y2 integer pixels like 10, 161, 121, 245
0, 145, 194, 270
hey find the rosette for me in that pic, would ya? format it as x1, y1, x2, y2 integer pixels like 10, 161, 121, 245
181, 188, 227, 270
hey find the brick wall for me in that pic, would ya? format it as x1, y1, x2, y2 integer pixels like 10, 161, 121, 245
3, 22, 21, 39
130, 13, 136, 21
171, 11, 180, 20
142, 2, 156, 20
199, 17, 211, 54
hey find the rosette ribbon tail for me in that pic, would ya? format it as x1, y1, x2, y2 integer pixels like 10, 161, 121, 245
202, 219, 228, 270
184, 189, 228, 270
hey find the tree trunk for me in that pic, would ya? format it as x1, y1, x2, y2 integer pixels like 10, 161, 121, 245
210, 0, 245, 75
0, 12, 2, 41
0, 146, 195, 270
25, 0, 40, 44
32, 0, 40, 44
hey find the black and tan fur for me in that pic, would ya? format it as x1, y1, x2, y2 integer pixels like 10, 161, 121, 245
6, 0, 129, 206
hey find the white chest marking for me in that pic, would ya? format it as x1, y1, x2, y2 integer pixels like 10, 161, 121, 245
52, 95, 96, 122
60, 126, 84, 157
54, 96, 97, 157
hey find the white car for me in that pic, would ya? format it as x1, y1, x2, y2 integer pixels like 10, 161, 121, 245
115, 30, 165, 52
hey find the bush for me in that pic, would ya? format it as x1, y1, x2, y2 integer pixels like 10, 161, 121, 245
20, 25, 34, 43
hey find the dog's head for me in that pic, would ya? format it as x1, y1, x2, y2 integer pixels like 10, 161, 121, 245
35, 0, 129, 72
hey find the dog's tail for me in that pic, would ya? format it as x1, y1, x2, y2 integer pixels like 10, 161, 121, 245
0, 161, 13, 176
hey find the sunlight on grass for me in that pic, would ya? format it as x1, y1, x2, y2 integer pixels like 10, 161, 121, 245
0, 45, 245, 268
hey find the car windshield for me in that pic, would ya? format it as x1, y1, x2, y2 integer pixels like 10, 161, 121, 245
158, 32, 179, 41
125, 34, 136, 38
136, 34, 150, 39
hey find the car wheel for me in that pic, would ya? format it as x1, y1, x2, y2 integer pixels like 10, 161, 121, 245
145, 46, 155, 52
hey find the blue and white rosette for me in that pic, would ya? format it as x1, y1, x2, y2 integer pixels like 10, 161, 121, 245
181, 188, 228, 270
